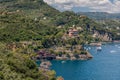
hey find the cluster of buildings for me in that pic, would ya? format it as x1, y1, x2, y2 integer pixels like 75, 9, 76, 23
66, 26, 82, 38
67, 27, 78, 37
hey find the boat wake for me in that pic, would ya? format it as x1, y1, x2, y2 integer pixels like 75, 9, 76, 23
110, 50, 117, 53
117, 46, 120, 49
61, 61, 66, 64
115, 45, 118, 47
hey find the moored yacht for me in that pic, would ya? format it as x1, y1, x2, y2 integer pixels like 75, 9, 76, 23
96, 43, 102, 51
97, 46, 102, 51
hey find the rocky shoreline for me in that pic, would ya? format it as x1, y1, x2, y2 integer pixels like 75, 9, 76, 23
55, 51, 93, 60
36, 50, 93, 61
39, 51, 93, 71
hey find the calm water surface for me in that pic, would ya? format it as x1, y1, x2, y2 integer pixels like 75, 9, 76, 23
51, 43, 120, 80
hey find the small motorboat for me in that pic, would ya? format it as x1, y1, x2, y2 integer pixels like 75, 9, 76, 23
97, 46, 102, 51
61, 61, 66, 63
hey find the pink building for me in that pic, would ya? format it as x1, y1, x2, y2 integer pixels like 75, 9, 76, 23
68, 28, 78, 37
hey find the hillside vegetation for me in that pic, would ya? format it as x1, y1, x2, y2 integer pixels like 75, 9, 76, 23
0, 0, 120, 80
77, 12, 120, 40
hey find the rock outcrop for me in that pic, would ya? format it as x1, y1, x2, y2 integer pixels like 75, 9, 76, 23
92, 30, 112, 41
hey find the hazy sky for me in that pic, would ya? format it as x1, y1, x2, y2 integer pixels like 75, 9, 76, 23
44, 0, 120, 13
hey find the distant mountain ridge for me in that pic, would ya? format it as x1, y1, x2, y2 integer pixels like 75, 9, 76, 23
77, 12, 120, 20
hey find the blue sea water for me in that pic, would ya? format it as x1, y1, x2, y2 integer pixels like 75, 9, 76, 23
51, 43, 120, 80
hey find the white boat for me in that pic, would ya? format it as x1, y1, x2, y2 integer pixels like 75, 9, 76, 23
61, 61, 66, 63
97, 46, 102, 51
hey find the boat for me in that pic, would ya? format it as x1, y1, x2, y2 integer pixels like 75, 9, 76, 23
61, 61, 66, 63
97, 46, 102, 51
96, 43, 102, 51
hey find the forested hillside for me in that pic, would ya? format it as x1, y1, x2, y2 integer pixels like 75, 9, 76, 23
1, 0, 119, 43
0, 0, 120, 80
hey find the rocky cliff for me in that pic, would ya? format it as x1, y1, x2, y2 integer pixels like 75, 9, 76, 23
92, 30, 112, 41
